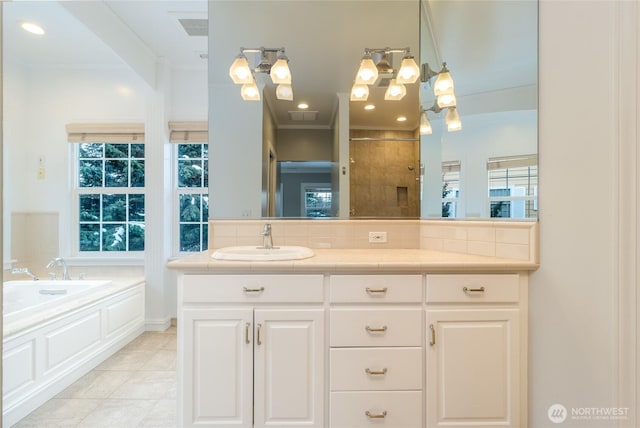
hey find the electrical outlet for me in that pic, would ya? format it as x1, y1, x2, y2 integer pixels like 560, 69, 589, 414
368, 231, 387, 243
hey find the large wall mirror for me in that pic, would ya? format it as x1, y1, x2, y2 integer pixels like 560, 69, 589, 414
209, 0, 538, 220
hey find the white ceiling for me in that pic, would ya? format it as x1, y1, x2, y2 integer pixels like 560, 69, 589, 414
3, 1, 537, 130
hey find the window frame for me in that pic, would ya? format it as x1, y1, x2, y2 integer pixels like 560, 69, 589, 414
71, 141, 146, 257
173, 141, 209, 254
487, 155, 538, 219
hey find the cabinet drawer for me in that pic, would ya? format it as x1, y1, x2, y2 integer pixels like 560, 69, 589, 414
426, 274, 519, 303
330, 347, 422, 391
330, 275, 422, 303
330, 391, 422, 428
330, 308, 422, 347
181, 274, 324, 303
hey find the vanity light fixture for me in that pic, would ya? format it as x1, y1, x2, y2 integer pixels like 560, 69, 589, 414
422, 99, 462, 133
421, 62, 456, 101
420, 110, 433, 135
351, 47, 420, 101
229, 47, 293, 101
445, 107, 462, 132
384, 79, 407, 101
21, 21, 45, 35
350, 83, 370, 101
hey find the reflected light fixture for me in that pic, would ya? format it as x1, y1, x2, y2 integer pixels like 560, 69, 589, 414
229, 47, 293, 101
355, 52, 379, 85
422, 62, 456, 98
422, 99, 462, 133
297, 102, 309, 109
276, 84, 293, 101
396, 52, 421, 84
420, 111, 432, 135
445, 107, 462, 132
350, 83, 369, 101
384, 79, 407, 101
364, 104, 376, 111
350, 47, 419, 102
241, 81, 260, 101
397, 116, 407, 122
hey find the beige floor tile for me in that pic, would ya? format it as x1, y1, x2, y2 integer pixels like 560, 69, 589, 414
95, 350, 158, 371
109, 371, 176, 400
161, 334, 177, 351
140, 350, 177, 371
136, 399, 177, 428
75, 399, 156, 428
56, 370, 133, 399
121, 332, 173, 352
13, 398, 102, 427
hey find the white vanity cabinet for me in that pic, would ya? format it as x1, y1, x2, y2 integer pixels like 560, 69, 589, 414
178, 274, 325, 428
329, 275, 424, 428
425, 274, 526, 428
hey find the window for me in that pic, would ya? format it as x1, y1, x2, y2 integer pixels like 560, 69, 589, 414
76, 142, 145, 252
176, 142, 209, 252
487, 154, 537, 219
442, 160, 460, 218
170, 121, 209, 253
302, 184, 332, 217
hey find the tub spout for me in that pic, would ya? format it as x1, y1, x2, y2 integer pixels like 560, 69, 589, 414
11, 267, 39, 281
46, 257, 71, 280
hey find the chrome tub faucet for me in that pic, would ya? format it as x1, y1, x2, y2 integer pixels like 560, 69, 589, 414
11, 267, 39, 281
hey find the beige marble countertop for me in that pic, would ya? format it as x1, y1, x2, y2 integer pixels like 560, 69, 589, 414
167, 249, 538, 273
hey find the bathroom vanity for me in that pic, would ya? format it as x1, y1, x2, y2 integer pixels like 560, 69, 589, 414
169, 247, 536, 428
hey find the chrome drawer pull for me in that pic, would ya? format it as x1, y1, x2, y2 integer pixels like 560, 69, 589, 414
463, 286, 485, 294
256, 323, 263, 345
365, 410, 387, 419
366, 287, 388, 294
365, 368, 387, 376
245, 322, 251, 344
429, 323, 436, 346
243, 286, 265, 293
365, 325, 388, 333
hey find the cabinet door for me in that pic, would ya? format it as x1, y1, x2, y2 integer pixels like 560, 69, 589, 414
254, 309, 325, 428
426, 309, 520, 428
181, 308, 253, 428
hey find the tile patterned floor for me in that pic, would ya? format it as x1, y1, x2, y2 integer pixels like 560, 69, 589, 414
13, 327, 177, 428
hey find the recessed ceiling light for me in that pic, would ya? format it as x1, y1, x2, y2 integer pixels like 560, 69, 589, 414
397, 116, 407, 122
364, 104, 376, 111
297, 103, 309, 109
21, 22, 45, 36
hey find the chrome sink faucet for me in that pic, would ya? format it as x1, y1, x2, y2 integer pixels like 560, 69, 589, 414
259, 223, 277, 250
47, 257, 71, 280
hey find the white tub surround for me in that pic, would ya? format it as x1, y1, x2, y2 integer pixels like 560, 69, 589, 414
169, 246, 536, 428
2, 278, 145, 427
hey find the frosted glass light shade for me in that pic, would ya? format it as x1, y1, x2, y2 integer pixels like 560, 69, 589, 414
445, 107, 462, 131
276, 84, 293, 100
270, 57, 292, 84
355, 56, 379, 85
434, 71, 454, 96
241, 81, 260, 100
229, 55, 253, 84
420, 112, 432, 135
396, 56, 420, 84
384, 79, 406, 100
350, 83, 369, 101
437, 93, 457, 108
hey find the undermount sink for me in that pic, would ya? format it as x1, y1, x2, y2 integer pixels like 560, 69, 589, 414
211, 245, 315, 261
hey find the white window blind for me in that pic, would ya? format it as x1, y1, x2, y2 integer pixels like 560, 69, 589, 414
66, 123, 145, 143
168, 121, 208, 143
487, 154, 537, 170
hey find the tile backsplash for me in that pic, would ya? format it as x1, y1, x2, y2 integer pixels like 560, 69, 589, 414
208, 219, 539, 263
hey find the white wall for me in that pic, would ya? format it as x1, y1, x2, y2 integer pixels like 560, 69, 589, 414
531, 1, 623, 426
